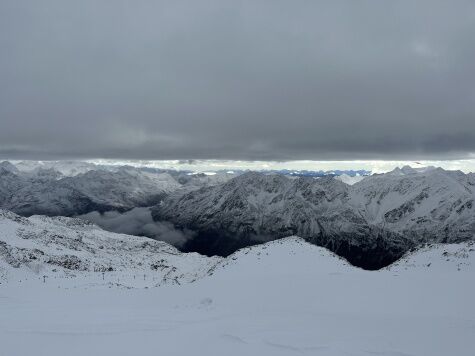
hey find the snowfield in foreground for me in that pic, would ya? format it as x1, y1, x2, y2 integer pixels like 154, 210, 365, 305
1, 212, 474, 356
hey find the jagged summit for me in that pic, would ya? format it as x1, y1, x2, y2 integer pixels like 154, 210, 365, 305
389, 165, 417, 175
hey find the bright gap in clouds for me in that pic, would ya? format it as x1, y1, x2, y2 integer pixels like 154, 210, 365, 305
88, 159, 475, 174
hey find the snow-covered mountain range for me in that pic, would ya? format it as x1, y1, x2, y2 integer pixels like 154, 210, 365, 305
0, 161, 245, 217
0, 162, 180, 216
2, 160, 475, 269
153, 166, 475, 268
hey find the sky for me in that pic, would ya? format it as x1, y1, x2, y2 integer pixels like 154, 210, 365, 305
1, 1, 475, 162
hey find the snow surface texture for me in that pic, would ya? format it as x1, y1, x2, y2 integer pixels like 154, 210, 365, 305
1, 210, 474, 356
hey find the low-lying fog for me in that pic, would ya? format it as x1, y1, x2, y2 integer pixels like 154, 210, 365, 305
78, 208, 196, 248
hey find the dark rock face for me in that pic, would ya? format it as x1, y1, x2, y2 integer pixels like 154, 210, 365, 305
46, 255, 87, 271
180, 229, 266, 258
306, 228, 411, 270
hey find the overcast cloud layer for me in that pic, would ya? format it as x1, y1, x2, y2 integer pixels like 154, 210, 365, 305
1, 1, 475, 160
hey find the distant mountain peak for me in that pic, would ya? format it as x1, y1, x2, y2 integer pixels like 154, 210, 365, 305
0, 161, 19, 174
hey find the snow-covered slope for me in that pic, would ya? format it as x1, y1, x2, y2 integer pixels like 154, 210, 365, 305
207, 236, 356, 284
388, 240, 475, 273
1, 214, 474, 356
0, 210, 219, 286
208, 236, 475, 281
335, 173, 366, 185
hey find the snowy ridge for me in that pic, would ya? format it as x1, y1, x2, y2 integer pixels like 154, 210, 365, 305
335, 173, 366, 185
209, 236, 354, 278
210, 236, 475, 279
388, 240, 475, 272
0, 210, 220, 287
3, 208, 474, 289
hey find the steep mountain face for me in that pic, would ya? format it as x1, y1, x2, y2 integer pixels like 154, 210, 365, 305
352, 167, 475, 243
0, 166, 27, 205
152, 167, 475, 269
152, 172, 409, 268
0, 165, 182, 217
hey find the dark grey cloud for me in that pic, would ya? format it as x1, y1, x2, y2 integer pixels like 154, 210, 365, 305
1, 1, 475, 160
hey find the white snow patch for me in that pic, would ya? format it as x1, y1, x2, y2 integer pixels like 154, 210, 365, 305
335, 173, 366, 185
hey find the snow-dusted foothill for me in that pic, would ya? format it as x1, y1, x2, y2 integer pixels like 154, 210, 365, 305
0, 210, 219, 287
